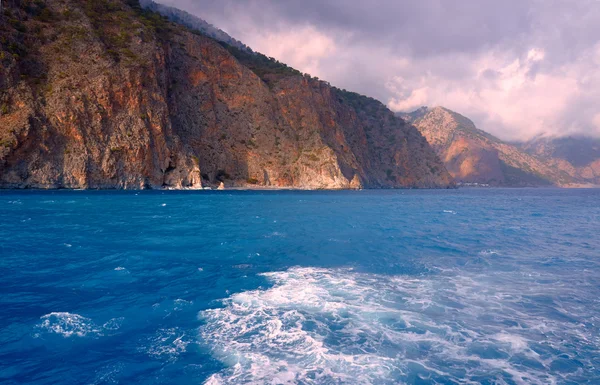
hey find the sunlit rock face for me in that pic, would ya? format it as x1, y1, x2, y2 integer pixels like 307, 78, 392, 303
404, 107, 578, 186
0, 0, 452, 189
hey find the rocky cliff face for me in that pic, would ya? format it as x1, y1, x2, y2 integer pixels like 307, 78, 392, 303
403, 107, 572, 186
0, 0, 452, 189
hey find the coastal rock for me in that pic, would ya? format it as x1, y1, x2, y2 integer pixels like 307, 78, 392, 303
0, 0, 452, 190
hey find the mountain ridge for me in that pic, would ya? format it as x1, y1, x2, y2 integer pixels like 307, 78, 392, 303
139, 0, 250, 52
402, 107, 578, 186
515, 136, 600, 186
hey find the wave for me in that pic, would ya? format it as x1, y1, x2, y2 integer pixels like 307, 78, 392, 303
36, 313, 123, 338
263, 231, 286, 238
199, 267, 599, 384
479, 249, 500, 256
140, 328, 191, 361
37, 312, 101, 338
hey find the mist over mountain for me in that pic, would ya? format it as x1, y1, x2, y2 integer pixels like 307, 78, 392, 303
518, 136, 600, 168
515, 136, 600, 186
139, 0, 249, 51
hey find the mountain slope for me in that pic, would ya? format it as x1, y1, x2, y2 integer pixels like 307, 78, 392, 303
0, 0, 453, 189
403, 107, 571, 186
517, 136, 600, 186
139, 0, 249, 52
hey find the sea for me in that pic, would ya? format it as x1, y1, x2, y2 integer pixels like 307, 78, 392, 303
1, 188, 599, 385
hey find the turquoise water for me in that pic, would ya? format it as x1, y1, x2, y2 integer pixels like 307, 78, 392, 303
1, 189, 599, 384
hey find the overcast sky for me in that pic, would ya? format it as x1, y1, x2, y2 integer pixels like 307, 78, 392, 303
158, 0, 600, 141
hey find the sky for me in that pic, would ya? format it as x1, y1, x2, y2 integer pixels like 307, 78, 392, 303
157, 0, 600, 141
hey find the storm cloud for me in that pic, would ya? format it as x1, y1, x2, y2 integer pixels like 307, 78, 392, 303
157, 0, 600, 140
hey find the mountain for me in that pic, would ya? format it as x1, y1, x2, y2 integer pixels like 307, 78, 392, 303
402, 107, 572, 186
516, 136, 600, 186
0, 0, 453, 189
139, 0, 250, 52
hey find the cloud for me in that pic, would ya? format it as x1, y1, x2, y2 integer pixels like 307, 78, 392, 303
235, 25, 337, 79
157, 0, 600, 140
594, 114, 600, 130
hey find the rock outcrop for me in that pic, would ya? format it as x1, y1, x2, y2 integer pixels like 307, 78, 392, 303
0, 0, 453, 189
403, 107, 572, 186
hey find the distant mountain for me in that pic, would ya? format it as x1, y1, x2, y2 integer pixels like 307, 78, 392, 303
139, 0, 250, 51
402, 107, 572, 186
516, 136, 600, 186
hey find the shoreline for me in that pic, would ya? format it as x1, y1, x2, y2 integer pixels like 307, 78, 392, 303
0, 185, 598, 192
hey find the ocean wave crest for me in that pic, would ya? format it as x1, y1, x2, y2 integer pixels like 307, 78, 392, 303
38, 312, 100, 338
36, 312, 123, 338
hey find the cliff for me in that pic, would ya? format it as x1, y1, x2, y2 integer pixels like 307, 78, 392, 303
0, 0, 453, 189
403, 107, 572, 186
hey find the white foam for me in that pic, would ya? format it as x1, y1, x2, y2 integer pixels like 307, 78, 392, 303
492, 333, 529, 352
37, 313, 123, 338
142, 328, 190, 361
199, 267, 598, 384
174, 299, 193, 311
103, 317, 124, 331
90, 363, 124, 385
264, 232, 285, 238
38, 312, 100, 338
479, 249, 500, 256
199, 268, 405, 384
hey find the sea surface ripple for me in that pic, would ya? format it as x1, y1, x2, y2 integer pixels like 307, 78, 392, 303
0, 189, 599, 384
